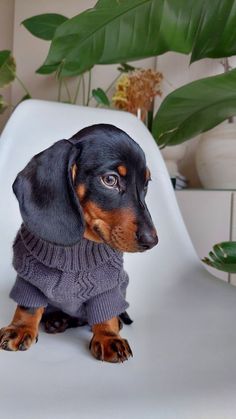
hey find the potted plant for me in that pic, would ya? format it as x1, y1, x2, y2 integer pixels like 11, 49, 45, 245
195, 59, 236, 189
196, 119, 236, 189
7, 0, 236, 190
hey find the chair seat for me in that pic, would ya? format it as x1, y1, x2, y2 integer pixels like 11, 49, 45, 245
0, 100, 235, 419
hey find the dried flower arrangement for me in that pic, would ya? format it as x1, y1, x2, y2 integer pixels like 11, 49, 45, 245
112, 68, 163, 124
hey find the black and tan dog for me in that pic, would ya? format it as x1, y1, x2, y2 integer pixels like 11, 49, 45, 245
0, 124, 158, 362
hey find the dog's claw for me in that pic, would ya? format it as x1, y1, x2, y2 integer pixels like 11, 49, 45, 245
0, 326, 36, 352
18, 343, 27, 351
90, 336, 133, 363
124, 339, 133, 357
1, 340, 10, 350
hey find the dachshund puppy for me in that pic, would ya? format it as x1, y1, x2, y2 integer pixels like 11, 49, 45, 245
0, 124, 158, 362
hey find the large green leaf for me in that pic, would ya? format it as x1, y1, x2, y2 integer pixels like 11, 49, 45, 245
22, 14, 68, 41
0, 50, 16, 88
37, 0, 236, 76
203, 242, 236, 273
92, 88, 110, 106
152, 69, 236, 147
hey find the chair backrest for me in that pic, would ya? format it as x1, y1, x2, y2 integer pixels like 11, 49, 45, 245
0, 100, 200, 305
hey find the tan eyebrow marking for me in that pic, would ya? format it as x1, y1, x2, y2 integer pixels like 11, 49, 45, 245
76, 184, 86, 201
117, 165, 127, 176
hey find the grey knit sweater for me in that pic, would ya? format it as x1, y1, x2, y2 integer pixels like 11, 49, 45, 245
10, 225, 129, 325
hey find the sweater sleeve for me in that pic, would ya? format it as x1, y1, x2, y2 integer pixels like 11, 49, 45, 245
86, 271, 129, 325
10, 275, 48, 308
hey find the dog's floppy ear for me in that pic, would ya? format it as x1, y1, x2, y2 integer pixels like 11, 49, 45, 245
13, 140, 84, 246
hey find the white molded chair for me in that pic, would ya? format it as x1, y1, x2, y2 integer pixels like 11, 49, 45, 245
0, 100, 235, 419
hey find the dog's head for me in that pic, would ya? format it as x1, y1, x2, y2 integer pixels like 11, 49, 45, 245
13, 124, 158, 252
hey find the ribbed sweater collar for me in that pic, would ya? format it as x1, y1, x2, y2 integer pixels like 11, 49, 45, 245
20, 224, 122, 272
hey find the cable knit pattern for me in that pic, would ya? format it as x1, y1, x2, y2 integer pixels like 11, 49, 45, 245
10, 225, 129, 325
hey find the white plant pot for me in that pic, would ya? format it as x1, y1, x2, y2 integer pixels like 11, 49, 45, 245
196, 122, 236, 189
161, 143, 187, 177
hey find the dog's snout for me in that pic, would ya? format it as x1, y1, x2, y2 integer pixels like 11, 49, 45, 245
136, 230, 158, 250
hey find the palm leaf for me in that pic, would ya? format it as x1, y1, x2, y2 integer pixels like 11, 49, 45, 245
203, 242, 236, 273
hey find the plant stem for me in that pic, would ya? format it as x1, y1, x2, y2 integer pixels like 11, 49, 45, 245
88, 72, 121, 106
57, 78, 62, 102
223, 57, 231, 73
104, 72, 121, 95
86, 70, 92, 105
222, 58, 234, 123
73, 76, 82, 104
63, 78, 72, 103
6, 64, 31, 97
15, 74, 31, 97
163, 76, 176, 89
82, 74, 86, 106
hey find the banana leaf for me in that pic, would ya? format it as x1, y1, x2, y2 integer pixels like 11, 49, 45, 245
37, 0, 236, 77
152, 68, 236, 147
22, 14, 68, 41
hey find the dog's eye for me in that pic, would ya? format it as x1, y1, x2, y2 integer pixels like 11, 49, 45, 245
101, 174, 118, 189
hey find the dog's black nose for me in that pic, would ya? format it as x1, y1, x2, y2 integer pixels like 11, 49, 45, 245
137, 231, 158, 250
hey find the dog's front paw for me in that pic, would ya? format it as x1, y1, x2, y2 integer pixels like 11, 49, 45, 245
0, 325, 38, 351
89, 334, 133, 363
